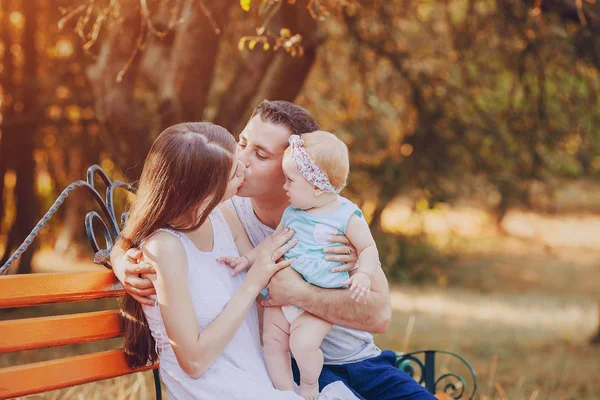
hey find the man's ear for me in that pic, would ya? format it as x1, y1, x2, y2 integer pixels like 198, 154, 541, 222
313, 186, 325, 197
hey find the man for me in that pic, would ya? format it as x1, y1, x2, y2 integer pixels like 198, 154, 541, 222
111, 100, 435, 400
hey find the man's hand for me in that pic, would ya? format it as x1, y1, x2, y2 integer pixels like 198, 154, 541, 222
261, 267, 309, 307
325, 234, 359, 272
114, 248, 156, 305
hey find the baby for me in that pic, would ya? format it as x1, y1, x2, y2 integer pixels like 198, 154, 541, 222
219, 131, 379, 400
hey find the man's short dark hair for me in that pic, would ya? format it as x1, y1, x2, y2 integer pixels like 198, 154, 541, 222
250, 100, 320, 135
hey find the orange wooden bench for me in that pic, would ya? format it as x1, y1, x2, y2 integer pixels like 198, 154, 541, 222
0, 271, 161, 399
0, 165, 476, 399
0, 273, 469, 399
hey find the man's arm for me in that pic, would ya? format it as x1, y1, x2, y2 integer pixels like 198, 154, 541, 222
109, 243, 156, 305
263, 265, 392, 333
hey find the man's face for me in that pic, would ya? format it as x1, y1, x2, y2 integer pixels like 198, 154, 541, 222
236, 115, 290, 200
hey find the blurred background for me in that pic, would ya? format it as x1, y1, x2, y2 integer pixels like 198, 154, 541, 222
1, 0, 599, 398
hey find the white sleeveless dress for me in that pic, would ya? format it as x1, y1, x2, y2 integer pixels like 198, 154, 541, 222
142, 209, 357, 400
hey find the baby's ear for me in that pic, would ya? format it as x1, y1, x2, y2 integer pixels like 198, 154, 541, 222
313, 186, 325, 197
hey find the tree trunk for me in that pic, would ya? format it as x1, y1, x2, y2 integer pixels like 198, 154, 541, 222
259, 42, 318, 103
86, 0, 150, 181
213, 5, 287, 133
157, 0, 235, 131
0, 143, 6, 229
259, 1, 322, 103
369, 202, 385, 232
137, 0, 178, 92
0, 0, 15, 228
53, 148, 84, 256
213, 48, 279, 133
592, 305, 600, 345
5, 0, 39, 274
214, 0, 321, 133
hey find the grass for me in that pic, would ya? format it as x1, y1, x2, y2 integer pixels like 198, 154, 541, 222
2, 204, 599, 399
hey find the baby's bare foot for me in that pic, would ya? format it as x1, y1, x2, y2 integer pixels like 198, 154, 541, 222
299, 381, 319, 400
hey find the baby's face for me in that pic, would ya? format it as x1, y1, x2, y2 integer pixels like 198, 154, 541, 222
282, 154, 319, 210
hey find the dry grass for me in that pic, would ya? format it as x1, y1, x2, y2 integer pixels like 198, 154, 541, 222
375, 200, 600, 400
2, 203, 599, 399
376, 302, 600, 400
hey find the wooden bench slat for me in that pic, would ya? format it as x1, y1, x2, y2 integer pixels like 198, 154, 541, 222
0, 349, 157, 399
0, 271, 124, 308
0, 310, 123, 353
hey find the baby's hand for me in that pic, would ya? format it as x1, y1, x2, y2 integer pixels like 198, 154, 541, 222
347, 272, 371, 304
217, 255, 251, 276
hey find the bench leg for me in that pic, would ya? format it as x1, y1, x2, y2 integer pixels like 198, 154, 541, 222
153, 369, 162, 400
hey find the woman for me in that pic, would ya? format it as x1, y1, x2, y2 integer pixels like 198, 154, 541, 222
118, 122, 356, 399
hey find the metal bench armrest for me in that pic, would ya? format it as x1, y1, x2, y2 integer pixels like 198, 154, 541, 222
396, 349, 477, 400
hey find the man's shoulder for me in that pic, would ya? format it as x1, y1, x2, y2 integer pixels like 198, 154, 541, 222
229, 196, 253, 213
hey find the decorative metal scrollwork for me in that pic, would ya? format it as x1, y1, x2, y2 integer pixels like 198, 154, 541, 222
396, 354, 426, 385
0, 165, 134, 274
396, 350, 478, 400
436, 373, 468, 399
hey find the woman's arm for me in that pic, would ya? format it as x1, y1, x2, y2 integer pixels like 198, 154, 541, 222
145, 228, 297, 379
143, 232, 259, 378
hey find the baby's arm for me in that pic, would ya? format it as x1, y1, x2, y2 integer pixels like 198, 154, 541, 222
227, 223, 285, 269
217, 204, 257, 274
218, 204, 285, 275
343, 213, 380, 303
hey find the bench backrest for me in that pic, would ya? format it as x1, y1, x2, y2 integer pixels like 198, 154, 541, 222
0, 270, 156, 398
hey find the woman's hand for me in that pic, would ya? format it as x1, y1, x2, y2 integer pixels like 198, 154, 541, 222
325, 234, 359, 272
244, 228, 297, 292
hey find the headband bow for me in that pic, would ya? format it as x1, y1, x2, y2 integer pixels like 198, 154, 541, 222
288, 135, 340, 194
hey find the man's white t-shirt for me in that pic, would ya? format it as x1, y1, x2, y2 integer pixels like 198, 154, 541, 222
226, 196, 382, 365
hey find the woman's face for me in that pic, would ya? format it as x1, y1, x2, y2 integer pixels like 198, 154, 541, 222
223, 158, 246, 201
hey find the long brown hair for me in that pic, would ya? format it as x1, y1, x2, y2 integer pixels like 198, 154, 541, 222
119, 122, 236, 368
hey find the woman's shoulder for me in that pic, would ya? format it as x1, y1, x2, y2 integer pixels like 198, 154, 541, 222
142, 230, 186, 263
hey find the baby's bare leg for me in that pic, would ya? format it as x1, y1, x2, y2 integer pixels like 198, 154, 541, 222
263, 307, 294, 391
289, 313, 333, 400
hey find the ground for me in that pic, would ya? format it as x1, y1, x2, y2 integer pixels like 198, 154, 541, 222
1, 206, 598, 399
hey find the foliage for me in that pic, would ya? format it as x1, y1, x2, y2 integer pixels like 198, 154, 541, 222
299, 0, 600, 232
1, 0, 600, 278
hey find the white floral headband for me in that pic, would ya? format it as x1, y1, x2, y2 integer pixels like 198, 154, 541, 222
288, 134, 340, 194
